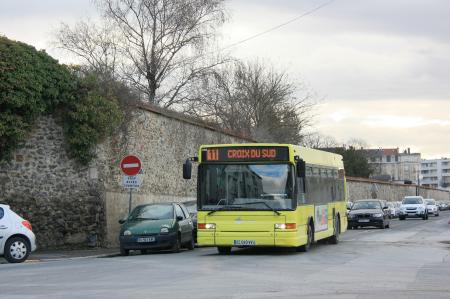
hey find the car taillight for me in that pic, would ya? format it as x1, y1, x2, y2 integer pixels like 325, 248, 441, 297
22, 220, 32, 231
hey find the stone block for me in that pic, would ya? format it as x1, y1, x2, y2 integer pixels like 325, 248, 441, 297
64, 232, 88, 245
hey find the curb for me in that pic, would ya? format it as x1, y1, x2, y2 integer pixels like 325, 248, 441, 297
35, 252, 119, 262
1, 253, 119, 265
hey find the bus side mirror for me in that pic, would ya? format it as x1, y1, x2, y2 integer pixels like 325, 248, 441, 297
183, 159, 192, 180
296, 160, 306, 178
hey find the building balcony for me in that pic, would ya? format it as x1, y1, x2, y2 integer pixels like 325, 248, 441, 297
421, 181, 434, 185
422, 178, 438, 183
421, 164, 437, 169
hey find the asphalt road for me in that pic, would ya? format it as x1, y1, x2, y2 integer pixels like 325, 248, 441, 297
1, 212, 450, 298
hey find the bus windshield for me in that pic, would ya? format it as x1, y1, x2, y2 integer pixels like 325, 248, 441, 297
199, 164, 295, 211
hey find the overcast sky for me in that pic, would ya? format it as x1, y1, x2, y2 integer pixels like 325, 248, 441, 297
1, 0, 449, 158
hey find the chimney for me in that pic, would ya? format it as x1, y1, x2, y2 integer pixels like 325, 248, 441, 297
408, 148, 410, 155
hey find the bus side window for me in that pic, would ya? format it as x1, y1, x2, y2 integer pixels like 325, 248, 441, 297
296, 177, 306, 204
312, 167, 319, 177
303, 166, 313, 204
331, 184, 336, 201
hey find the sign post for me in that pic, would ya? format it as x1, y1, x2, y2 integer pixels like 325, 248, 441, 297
129, 188, 132, 216
120, 155, 142, 214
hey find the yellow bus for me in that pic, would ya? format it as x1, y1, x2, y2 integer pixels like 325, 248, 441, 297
183, 143, 347, 254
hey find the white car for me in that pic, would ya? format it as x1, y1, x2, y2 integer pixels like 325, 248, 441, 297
0, 204, 37, 263
425, 199, 439, 217
387, 202, 399, 218
398, 196, 428, 220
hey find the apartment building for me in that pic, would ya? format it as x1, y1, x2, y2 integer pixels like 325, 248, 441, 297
364, 148, 421, 183
421, 158, 450, 191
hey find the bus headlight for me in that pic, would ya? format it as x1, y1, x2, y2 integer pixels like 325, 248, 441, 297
198, 223, 216, 230
275, 223, 296, 230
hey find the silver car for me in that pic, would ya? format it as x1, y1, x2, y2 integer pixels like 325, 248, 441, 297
425, 199, 439, 217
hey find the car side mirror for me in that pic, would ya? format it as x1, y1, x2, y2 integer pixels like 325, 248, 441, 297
118, 218, 126, 224
183, 159, 192, 180
176, 216, 183, 221
383, 206, 388, 210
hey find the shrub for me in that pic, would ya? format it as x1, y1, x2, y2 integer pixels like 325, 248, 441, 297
0, 36, 122, 164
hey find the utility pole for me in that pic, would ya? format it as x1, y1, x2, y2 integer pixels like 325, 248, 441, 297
416, 171, 421, 196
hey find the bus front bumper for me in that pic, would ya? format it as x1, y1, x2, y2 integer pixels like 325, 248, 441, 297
197, 230, 304, 248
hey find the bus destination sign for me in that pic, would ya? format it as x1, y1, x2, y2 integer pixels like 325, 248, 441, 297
202, 146, 289, 162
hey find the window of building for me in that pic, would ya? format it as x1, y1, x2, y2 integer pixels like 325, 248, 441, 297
386, 156, 391, 162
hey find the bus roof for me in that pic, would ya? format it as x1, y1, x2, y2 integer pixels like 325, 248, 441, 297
293, 145, 344, 169
199, 143, 344, 169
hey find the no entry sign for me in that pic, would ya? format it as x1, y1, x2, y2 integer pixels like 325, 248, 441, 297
120, 155, 142, 176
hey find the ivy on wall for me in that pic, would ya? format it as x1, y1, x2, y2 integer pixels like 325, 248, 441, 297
63, 72, 122, 164
0, 36, 122, 165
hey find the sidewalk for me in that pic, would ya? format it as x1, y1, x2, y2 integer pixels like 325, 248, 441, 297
1, 248, 119, 264
30, 247, 120, 261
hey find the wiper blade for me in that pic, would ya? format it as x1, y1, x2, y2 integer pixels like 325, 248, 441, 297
207, 205, 245, 215
206, 203, 282, 216
235, 202, 281, 215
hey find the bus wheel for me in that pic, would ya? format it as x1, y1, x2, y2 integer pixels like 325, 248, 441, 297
298, 224, 313, 252
217, 247, 231, 255
329, 216, 340, 245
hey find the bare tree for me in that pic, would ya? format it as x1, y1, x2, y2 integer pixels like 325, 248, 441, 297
346, 138, 369, 149
55, 0, 226, 107
55, 20, 119, 80
302, 133, 339, 149
187, 60, 314, 143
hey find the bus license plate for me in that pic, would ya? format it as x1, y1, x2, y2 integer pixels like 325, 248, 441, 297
137, 237, 155, 243
233, 240, 256, 246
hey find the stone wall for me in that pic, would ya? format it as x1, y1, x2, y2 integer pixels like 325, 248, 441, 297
0, 117, 107, 248
2, 105, 448, 249
0, 105, 251, 248
347, 177, 450, 202
102, 105, 249, 246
